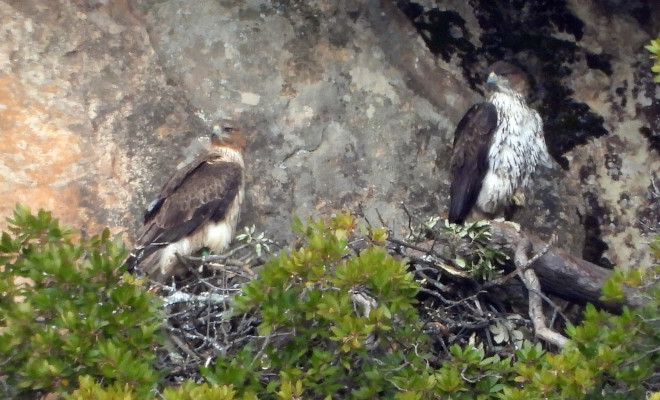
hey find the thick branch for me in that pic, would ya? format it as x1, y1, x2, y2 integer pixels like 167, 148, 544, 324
490, 221, 645, 313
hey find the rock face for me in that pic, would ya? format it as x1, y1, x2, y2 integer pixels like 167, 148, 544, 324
0, 0, 199, 238
0, 0, 658, 268
143, 0, 466, 247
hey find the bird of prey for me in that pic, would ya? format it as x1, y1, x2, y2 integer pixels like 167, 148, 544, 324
449, 61, 551, 224
129, 121, 246, 282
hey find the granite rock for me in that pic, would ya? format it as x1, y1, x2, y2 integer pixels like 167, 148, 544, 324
1, 0, 657, 269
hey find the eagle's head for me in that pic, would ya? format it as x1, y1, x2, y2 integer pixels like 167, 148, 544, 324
485, 61, 530, 97
211, 120, 246, 151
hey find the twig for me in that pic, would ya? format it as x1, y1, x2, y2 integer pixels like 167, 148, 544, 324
182, 254, 252, 268
250, 332, 274, 368
413, 264, 453, 293
164, 323, 203, 362
621, 346, 660, 368
162, 291, 233, 306
387, 237, 469, 279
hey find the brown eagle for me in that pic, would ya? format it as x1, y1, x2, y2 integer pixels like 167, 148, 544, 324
128, 121, 246, 282
449, 61, 551, 224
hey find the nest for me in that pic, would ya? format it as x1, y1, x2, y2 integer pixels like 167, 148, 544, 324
146, 232, 275, 383
148, 217, 588, 383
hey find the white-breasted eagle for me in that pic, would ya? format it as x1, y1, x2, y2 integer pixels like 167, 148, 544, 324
128, 121, 246, 282
449, 61, 551, 224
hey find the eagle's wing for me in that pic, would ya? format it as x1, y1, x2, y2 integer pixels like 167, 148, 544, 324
134, 154, 243, 258
532, 111, 553, 168
449, 102, 498, 224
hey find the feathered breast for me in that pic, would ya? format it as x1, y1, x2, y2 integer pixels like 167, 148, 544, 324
475, 92, 548, 213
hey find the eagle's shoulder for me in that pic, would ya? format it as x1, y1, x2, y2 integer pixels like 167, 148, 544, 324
448, 102, 498, 224
143, 152, 210, 224
452, 102, 498, 147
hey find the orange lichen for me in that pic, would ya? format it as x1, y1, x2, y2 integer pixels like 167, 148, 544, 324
0, 74, 83, 229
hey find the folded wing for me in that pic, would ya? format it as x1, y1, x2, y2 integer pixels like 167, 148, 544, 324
449, 102, 497, 224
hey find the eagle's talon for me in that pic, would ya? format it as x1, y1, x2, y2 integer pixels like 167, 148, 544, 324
512, 192, 526, 206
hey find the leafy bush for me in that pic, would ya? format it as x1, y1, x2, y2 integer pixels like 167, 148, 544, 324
205, 212, 433, 398
0, 205, 163, 399
69, 376, 255, 400
646, 37, 660, 82
444, 219, 508, 281
501, 235, 660, 400
4, 204, 660, 400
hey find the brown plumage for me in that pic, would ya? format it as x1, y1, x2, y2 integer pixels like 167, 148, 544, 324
128, 120, 246, 282
449, 102, 498, 223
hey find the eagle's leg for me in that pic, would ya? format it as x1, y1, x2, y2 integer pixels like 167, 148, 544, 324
499, 190, 527, 220
466, 208, 491, 223
174, 252, 202, 277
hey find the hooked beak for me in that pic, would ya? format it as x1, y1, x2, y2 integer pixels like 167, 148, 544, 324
211, 124, 234, 140
486, 71, 499, 86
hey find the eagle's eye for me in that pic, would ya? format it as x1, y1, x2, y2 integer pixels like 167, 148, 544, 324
223, 126, 234, 133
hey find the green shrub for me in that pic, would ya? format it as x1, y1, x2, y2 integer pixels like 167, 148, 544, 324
501, 235, 660, 399
646, 37, 660, 82
69, 376, 256, 400
0, 205, 163, 399
444, 219, 508, 281
205, 212, 433, 399
4, 204, 660, 399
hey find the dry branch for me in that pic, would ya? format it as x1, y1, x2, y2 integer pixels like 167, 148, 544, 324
391, 219, 645, 314
514, 237, 568, 348
490, 221, 645, 312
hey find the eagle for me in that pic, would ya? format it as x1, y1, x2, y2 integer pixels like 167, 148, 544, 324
449, 61, 551, 224
128, 120, 246, 282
